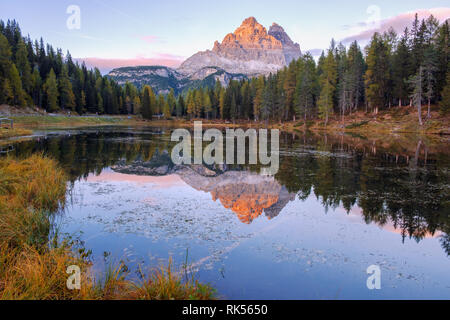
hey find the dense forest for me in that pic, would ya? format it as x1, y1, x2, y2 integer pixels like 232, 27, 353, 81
0, 15, 449, 124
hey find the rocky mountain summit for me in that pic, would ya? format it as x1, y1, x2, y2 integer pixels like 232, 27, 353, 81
108, 17, 301, 94
179, 17, 301, 76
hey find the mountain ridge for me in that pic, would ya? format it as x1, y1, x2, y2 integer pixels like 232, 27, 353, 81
108, 17, 301, 94
178, 16, 301, 76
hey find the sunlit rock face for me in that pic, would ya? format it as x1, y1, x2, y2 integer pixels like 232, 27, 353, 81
178, 17, 301, 77
108, 17, 301, 92
111, 158, 296, 224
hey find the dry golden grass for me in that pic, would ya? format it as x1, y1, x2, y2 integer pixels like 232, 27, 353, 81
0, 128, 32, 139
0, 155, 215, 300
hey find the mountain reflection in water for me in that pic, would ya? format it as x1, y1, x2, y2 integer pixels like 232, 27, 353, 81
112, 160, 296, 224
7, 127, 450, 257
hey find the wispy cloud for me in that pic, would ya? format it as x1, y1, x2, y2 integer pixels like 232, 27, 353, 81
75, 53, 185, 74
341, 7, 450, 44
51, 31, 109, 43
140, 35, 159, 44
93, 0, 148, 28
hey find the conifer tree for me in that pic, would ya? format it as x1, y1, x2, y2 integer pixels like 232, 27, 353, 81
141, 85, 153, 120
365, 33, 390, 113
15, 38, 32, 96
43, 68, 59, 112
167, 88, 177, 116
163, 100, 171, 119
203, 89, 212, 119
295, 54, 317, 121
219, 89, 225, 120
58, 64, 76, 110
318, 49, 337, 126
253, 76, 265, 122
393, 29, 411, 107
176, 95, 185, 118
97, 92, 104, 114
440, 65, 450, 115
31, 67, 42, 106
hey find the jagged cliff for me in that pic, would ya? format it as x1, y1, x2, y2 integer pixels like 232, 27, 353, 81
108, 17, 301, 93
178, 17, 301, 76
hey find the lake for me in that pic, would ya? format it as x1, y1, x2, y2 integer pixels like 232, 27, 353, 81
3, 126, 450, 300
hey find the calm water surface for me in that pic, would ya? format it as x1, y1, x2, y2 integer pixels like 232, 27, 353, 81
4, 126, 450, 299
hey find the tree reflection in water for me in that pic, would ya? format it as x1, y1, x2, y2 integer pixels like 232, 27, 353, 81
8, 128, 450, 255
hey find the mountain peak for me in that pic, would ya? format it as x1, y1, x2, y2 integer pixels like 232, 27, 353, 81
178, 17, 302, 76
241, 16, 259, 26
270, 22, 282, 29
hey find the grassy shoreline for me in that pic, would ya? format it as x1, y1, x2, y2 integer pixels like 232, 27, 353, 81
1, 105, 448, 141
0, 128, 33, 139
0, 155, 216, 300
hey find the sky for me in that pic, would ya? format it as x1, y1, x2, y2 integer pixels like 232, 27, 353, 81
1, 0, 449, 73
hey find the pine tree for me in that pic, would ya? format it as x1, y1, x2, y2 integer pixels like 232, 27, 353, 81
141, 85, 153, 120
15, 38, 32, 96
154, 94, 162, 115
294, 54, 316, 121
176, 95, 185, 118
9, 63, 26, 106
97, 92, 104, 114
423, 47, 437, 118
43, 68, 59, 112
410, 14, 425, 74
213, 80, 222, 118
284, 61, 297, 121
163, 100, 171, 119
347, 41, 365, 112
440, 65, 450, 115
0, 79, 13, 104
58, 64, 76, 110
167, 88, 177, 116
253, 76, 265, 122
230, 93, 237, 122
31, 67, 42, 106
336, 43, 351, 123
194, 90, 203, 118
365, 33, 390, 113
393, 29, 411, 107
435, 21, 449, 98
318, 49, 337, 126
203, 89, 212, 119
0, 33, 13, 104
219, 88, 225, 120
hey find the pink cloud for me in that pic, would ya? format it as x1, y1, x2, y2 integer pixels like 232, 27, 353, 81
342, 7, 450, 43
141, 35, 159, 44
75, 54, 185, 74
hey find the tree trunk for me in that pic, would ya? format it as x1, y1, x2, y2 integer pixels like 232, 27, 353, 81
427, 99, 431, 119
418, 100, 423, 126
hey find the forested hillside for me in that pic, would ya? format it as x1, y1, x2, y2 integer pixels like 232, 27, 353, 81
180, 14, 449, 124
0, 15, 449, 125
